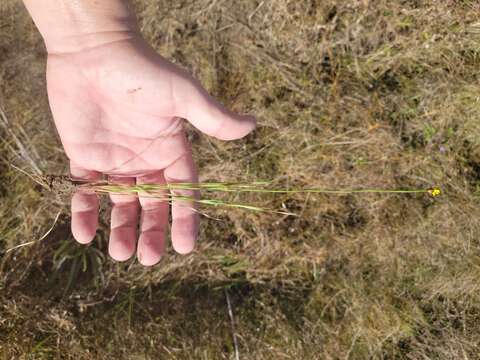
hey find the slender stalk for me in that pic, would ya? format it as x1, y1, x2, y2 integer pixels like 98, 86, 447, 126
13, 168, 441, 214
84, 182, 439, 196
78, 181, 441, 214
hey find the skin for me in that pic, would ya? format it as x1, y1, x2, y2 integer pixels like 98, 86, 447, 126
23, 0, 256, 266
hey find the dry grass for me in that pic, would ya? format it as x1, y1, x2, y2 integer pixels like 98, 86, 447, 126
2, 0, 480, 358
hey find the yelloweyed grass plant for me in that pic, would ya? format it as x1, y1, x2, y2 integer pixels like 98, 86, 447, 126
31, 172, 442, 216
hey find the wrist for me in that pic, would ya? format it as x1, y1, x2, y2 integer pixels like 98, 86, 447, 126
23, 0, 140, 54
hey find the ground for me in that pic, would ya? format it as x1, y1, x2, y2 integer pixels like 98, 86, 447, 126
1, 0, 480, 359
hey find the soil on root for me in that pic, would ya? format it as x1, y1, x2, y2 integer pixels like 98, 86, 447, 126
40, 175, 105, 195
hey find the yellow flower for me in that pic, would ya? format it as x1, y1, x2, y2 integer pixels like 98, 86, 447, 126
427, 188, 441, 197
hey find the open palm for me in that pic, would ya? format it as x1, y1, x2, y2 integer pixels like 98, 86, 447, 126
46, 37, 255, 265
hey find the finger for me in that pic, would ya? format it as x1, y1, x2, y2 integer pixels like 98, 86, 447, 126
164, 149, 199, 255
108, 176, 139, 261
136, 171, 168, 266
174, 77, 256, 141
70, 162, 102, 244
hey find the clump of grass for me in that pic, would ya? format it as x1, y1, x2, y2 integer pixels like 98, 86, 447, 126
32, 173, 441, 215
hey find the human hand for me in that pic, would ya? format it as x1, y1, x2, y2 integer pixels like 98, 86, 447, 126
46, 35, 256, 265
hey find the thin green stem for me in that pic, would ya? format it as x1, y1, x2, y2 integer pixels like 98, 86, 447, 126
77, 182, 440, 215
85, 182, 436, 195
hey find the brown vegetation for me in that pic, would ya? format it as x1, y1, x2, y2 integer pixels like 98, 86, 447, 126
1, 0, 480, 358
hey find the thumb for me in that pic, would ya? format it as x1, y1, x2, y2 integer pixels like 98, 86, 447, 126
174, 77, 256, 141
